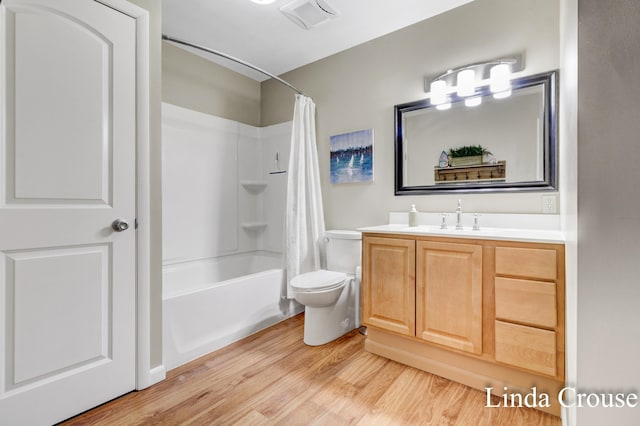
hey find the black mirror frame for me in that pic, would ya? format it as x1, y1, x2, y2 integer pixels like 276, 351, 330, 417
394, 70, 558, 195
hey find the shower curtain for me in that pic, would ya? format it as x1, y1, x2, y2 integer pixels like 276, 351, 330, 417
283, 94, 326, 299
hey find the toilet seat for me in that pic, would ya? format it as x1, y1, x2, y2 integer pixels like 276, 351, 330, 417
290, 270, 346, 292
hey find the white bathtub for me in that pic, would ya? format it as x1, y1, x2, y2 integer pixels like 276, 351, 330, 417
162, 251, 303, 370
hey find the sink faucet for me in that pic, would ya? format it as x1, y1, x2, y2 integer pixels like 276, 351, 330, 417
473, 213, 480, 231
456, 199, 463, 230
440, 213, 448, 229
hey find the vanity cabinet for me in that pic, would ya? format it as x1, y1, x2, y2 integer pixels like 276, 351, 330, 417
493, 245, 564, 378
362, 237, 483, 352
362, 236, 415, 336
415, 240, 483, 354
361, 232, 565, 416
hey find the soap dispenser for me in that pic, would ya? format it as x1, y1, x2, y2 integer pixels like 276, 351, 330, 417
409, 204, 419, 227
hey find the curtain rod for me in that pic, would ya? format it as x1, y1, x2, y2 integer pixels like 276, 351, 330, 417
162, 34, 306, 97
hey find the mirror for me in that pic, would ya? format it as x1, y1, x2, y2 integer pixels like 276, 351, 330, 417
394, 71, 557, 194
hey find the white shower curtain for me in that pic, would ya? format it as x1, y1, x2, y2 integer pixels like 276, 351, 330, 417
283, 94, 326, 299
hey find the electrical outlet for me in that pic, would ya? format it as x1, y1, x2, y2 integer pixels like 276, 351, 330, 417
542, 195, 557, 214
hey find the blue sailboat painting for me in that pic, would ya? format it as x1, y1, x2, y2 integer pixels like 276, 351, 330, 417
330, 129, 374, 184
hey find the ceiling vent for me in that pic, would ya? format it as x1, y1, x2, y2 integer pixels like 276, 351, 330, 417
280, 0, 340, 30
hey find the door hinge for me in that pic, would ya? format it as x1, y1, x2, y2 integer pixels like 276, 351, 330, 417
135, 218, 139, 229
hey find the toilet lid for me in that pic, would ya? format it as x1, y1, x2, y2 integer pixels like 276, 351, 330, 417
290, 270, 346, 291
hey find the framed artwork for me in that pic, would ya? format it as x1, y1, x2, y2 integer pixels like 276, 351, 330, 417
329, 128, 374, 184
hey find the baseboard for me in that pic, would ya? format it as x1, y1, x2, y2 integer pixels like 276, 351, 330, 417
149, 365, 166, 385
137, 365, 166, 390
365, 328, 563, 417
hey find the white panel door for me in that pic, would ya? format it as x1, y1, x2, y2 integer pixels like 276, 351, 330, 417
0, 0, 136, 424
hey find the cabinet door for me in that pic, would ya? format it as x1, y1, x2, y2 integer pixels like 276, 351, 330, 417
416, 241, 482, 354
362, 236, 415, 336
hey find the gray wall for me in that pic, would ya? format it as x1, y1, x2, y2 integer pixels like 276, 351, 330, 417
261, 0, 560, 230
576, 0, 640, 424
162, 43, 261, 127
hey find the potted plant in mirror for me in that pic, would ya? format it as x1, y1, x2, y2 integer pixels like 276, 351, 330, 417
448, 145, 492, 167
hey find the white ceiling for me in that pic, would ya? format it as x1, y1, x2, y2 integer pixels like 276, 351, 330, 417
162, 0, 474, 82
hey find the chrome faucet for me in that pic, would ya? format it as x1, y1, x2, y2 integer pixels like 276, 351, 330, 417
455, 199, 463, 230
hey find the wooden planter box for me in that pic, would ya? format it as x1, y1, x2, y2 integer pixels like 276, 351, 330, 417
448, 155, 483, 167
434, 160, 506, 183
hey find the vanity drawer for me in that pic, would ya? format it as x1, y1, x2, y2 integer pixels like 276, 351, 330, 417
495, 277, 556, 328
495, 246, 556, 280
495, 320, 556, 376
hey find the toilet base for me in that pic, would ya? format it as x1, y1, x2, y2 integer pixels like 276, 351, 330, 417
302, 277, 359, 346
303, 305, 353, 346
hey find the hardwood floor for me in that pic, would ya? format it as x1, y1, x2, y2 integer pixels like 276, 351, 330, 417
62, 314, 560, 425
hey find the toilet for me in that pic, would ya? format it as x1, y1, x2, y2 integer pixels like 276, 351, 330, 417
290, 229, 362, 346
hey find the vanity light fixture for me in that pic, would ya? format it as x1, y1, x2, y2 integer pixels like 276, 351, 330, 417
456, 69, 476, 97
493, 89, 512, 99
464, 96, 482, 107
429, 79, 448, 105
490, 63, 511, 96
426, 53, 524, 109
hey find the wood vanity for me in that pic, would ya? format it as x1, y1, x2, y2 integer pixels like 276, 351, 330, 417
361, 229, 565, 416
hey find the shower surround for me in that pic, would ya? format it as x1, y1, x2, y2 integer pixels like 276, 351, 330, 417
161, 103, 301, 370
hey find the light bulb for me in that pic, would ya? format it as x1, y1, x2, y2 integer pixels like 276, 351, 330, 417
465, 96, 482, 107
456, 69, 475, 97
490, 63, 511, 93
430, 80, 447, 105
436, 103, 452, 111
493, 89, 512, 99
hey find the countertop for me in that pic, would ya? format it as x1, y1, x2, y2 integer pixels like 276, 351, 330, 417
358, 224, 565, 244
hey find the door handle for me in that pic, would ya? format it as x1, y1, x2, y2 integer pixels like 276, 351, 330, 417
111, 219, 129, 232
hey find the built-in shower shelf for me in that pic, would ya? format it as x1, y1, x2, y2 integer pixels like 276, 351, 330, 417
241, 222, 268, 232
240, 180, 268, 194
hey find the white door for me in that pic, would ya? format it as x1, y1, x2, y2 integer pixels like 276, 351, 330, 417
0, 0, 137, 424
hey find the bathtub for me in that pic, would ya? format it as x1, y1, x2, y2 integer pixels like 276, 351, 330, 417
162, 251, 303, 371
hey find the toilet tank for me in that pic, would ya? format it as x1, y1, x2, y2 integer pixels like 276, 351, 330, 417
325, 230, 362, 274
